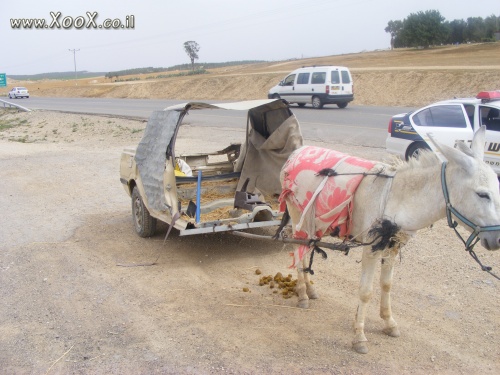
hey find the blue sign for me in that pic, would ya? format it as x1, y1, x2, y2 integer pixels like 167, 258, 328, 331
0, 73, 6, 87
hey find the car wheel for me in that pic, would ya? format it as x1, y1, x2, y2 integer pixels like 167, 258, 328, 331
131, 186, 157, 237
406, 143, 430, 160
272, 94, 280, 100
297, 103, 306, 107
337, 102, 348, 109
8, 93, 12, 99
312, 96, 323, 109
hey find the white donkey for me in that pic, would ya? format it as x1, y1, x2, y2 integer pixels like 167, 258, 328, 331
278, 126, 500, 354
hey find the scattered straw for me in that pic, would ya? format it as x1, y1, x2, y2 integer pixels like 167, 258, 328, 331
45, 344, 74, 375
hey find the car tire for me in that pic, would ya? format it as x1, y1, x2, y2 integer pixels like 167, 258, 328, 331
312, 96, 323, 109
337, 102, 348, 109
406, 143, 430, 160
131, 186, 157, 238
297, 103, 306, 107
272, 94, 280, 100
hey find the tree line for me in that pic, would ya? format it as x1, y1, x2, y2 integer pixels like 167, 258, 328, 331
385, 10, 500, 48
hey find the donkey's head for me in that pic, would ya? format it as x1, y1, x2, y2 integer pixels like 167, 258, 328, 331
430, 126, 500, 251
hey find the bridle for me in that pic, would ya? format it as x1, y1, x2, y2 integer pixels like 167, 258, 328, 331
441, 161, 500, 280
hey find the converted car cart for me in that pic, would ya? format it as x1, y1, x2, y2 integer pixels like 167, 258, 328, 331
120, 99, 303, 238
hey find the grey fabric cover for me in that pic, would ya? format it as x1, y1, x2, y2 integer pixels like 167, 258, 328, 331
135, 110, 181, 212
236, 113, 303, 196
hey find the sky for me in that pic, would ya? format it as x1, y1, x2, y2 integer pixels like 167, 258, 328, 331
1, 0, 498, 75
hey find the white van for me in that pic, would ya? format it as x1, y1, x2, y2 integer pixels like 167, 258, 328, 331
268, 66, 354, 109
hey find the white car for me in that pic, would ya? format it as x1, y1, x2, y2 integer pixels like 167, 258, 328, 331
386, 91, 500, 175
9, 87, 29, 99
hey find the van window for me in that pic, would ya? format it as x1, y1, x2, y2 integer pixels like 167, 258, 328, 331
341, 71, 351, 84
331, 71, 340, 84
297, 73, 310, 84
282, 74, 295, 86
311, 72, 326, 84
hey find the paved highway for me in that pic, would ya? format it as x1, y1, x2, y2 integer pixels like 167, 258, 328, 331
17, 97, 414, 148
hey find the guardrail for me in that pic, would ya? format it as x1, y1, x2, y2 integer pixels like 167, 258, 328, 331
0, 98, 32, 112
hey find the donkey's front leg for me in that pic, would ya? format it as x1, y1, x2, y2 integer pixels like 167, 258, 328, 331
380, 247, 400, 338
352, 247, 379, 354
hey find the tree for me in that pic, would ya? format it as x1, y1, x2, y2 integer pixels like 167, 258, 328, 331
484, 14, 500, 40
183, 41, 200, 71
447, 19, 467, 44
385, 20, 403, 49
401, 10, 447, 48
464, 17, 485, 42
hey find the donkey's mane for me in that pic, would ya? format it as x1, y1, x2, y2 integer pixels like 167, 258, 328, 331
390, 150, 441, 173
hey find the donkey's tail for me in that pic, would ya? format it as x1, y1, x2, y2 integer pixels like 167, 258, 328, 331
273, 206, 290, 240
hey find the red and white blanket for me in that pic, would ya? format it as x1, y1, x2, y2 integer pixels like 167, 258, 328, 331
279, 146, 377, 268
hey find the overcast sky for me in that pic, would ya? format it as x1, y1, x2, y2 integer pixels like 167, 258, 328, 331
1, 0, 498, 75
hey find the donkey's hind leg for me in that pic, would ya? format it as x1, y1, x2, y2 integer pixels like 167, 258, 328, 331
303, 256, 319, 300
295, 249, 320, 308
380, 247, 401, 338
296, 257, 310, 308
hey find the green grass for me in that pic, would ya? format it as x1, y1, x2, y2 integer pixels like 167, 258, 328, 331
0, 111, 30, 131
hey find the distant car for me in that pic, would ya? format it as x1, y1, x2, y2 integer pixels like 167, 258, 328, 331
8, 87, 29, 99
386, 90, 500, 175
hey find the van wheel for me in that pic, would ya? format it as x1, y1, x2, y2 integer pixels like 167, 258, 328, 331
312, 96, 323, 109
132, 186, 157, 237
297, 103, 306, 107
337, 102, 348, 109
272, 94, 280, 99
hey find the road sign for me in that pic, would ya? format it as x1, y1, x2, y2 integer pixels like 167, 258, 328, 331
0, 73, 6, 87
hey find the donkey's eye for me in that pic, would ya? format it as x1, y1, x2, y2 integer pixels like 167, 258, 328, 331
477, 192, 490, 200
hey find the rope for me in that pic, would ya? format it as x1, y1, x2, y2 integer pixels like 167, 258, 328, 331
468, 249, 500, 280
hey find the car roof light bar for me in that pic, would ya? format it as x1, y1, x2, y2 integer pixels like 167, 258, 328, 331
476, 91, 500, 102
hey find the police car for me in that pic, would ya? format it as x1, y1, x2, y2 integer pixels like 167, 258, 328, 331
386, 91, 500, 175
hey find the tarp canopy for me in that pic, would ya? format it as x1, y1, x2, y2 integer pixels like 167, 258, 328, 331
135, 110, 181, 212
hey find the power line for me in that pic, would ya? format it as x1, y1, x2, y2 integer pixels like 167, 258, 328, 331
68, 48, 80, 85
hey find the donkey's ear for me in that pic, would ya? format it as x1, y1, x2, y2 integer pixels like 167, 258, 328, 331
455, 140, 474, 157
428, 134, 475, 172
470, 125, 486, 160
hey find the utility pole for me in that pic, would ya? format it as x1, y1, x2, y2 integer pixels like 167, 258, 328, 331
68, 48, 80, 85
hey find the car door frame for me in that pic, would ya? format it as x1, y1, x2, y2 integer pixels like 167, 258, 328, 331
409, 103, 474, 161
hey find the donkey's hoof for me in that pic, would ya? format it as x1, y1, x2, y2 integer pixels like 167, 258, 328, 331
352, 341, 369, 354
307, 290, 319, 300
383, 326, 400, 337
297, 298, 309, 309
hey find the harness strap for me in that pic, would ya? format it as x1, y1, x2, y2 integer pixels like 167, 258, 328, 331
295, 155, 350, 233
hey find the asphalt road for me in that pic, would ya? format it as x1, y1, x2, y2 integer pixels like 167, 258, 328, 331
14, 97, 414, 148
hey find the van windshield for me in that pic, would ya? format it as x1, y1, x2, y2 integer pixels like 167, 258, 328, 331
282, 74, 295, 86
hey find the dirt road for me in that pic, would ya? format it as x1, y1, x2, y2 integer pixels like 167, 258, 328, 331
0, 109, 499, 374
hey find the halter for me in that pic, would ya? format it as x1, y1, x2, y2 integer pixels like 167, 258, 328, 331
441, 162, 500, 280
